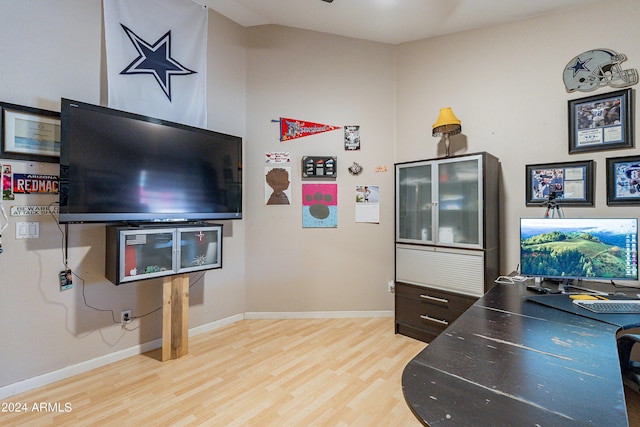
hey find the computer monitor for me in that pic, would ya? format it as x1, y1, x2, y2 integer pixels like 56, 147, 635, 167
520, 218, 638, 282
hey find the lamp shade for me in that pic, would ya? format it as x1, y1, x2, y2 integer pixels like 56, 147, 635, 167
432, 107, 461, 137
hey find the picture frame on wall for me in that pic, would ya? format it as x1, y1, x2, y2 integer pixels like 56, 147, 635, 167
1, 102, 61, 162
301, 156, 337, 180
568, 88, 633, 154
525, 160, 594, 206
606, 155, 640, 205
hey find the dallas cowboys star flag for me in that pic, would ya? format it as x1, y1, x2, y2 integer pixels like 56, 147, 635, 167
104, 0, 208, 128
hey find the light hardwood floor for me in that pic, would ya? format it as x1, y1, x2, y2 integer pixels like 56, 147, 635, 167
2, 318, 425, 426
3, 318, 639, 426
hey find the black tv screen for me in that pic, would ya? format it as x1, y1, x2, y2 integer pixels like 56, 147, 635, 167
59, 99, 242, 223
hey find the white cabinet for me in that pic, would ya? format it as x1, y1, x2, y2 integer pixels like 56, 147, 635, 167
105, 223, 222, 285
395, 152, 500, 297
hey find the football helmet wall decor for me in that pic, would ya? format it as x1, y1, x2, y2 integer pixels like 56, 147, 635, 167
563, 49, 638, 93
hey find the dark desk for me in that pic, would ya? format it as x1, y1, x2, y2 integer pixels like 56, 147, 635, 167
402, 283, 640, 426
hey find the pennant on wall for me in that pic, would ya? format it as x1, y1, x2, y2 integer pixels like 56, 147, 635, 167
103, 0, 208, 128
276, 117, 341, 141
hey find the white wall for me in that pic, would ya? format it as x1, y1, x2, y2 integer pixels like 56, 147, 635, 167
1, 0, 639, 396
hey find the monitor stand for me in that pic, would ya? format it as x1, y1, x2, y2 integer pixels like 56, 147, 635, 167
557, 279, 609, 295
527, 278, 608, 295
526, 278, 564, 294
526, 278, 611, 295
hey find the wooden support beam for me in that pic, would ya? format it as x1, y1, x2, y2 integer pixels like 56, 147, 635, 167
162, 274, 190, 361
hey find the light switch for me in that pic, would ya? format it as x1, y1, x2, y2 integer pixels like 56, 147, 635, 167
16, 222, 39, 239
28, 223, 39, 238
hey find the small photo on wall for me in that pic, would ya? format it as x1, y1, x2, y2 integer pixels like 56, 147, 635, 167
2, 164, 14, 200
355, 185, 380, 224
344, 125, 360, 150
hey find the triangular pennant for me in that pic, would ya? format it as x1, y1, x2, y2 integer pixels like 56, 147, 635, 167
278, 117, 341, 141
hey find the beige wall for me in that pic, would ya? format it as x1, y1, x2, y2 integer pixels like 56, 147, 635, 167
395, 0, 640, 275
243, 26, 396, 313
1, 0, 639, 395
0, 1, 247, 392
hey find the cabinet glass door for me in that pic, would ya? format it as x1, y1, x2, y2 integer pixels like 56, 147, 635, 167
120, 229, 177, 282
177, 226, 222, 273
436, 157, 481, 246
396, 162, 433, 242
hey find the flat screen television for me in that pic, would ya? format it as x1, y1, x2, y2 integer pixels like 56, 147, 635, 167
520, 218, 638, 281
59, 99, 242, 223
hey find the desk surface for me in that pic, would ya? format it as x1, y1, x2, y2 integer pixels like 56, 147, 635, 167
402, 283, 639, 426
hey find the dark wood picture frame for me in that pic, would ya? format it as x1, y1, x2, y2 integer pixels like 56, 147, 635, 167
606, 155, 640, 205
568, 88, 633, 154
525, 160, 594, 206
1, 101, 61, 163
301, 156, 337, 180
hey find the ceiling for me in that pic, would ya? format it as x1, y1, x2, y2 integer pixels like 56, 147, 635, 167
200, 0, 607, 45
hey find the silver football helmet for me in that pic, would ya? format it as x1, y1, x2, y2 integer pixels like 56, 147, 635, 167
563, 49, 638, 92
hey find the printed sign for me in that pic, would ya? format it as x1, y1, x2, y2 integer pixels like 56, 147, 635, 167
10, 205, 59, 216
12, 174, 59, 194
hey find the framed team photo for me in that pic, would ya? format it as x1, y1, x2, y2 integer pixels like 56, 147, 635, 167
606, 155, 640, 205
568, 88, 633, 154
525, 160, 594, 206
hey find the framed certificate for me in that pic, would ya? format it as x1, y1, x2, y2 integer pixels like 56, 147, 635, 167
1, 102, 61, 162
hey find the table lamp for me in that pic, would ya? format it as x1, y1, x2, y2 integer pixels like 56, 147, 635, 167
432, 107, 461, 157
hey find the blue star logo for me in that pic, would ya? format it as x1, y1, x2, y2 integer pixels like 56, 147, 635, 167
568, 56, 591, 77
120, 24, 196, 101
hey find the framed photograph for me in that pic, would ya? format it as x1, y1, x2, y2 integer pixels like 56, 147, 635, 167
1, 102, 61, 162
568, 88, 633, 154
606, 155, 640, 205
301, 156, 337, 180
525, 160, 594, 206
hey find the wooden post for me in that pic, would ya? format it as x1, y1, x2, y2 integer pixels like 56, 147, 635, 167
162, 274, 190, 361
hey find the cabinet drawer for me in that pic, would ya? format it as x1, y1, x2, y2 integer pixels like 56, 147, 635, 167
396, 282, 476, 312
395, 322, 440, 343
394, 282, 477, 343
395, 295, 461, 328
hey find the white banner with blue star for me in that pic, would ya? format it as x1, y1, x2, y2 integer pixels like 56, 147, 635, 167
104, 0, 207, 128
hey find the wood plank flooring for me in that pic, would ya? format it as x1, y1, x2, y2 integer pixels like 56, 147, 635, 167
2, 318, 425, 426
2, 317, 639, 426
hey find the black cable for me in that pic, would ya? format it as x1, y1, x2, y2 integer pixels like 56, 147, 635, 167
52, 202, 118, 324
77, 272, 119, 324
53, 207, 209, 324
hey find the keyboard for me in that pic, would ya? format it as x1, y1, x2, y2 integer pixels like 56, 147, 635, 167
573, 299, 640, 314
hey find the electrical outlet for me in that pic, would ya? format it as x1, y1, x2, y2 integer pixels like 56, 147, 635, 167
388, 281, 395, 293
121, 310, 132, 324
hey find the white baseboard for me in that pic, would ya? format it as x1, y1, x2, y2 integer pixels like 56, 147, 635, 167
188, 313, 244, 336
0, 313, 242, 399
244, 310, 393, 319
0, 338, 161, 400
0, 311, 389, 399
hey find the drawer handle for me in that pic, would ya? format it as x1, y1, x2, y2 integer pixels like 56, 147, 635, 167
420, 315, 449, 326
420, 294, 449, 304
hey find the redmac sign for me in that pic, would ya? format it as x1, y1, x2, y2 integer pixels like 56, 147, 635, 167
12, 174, 59, 194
